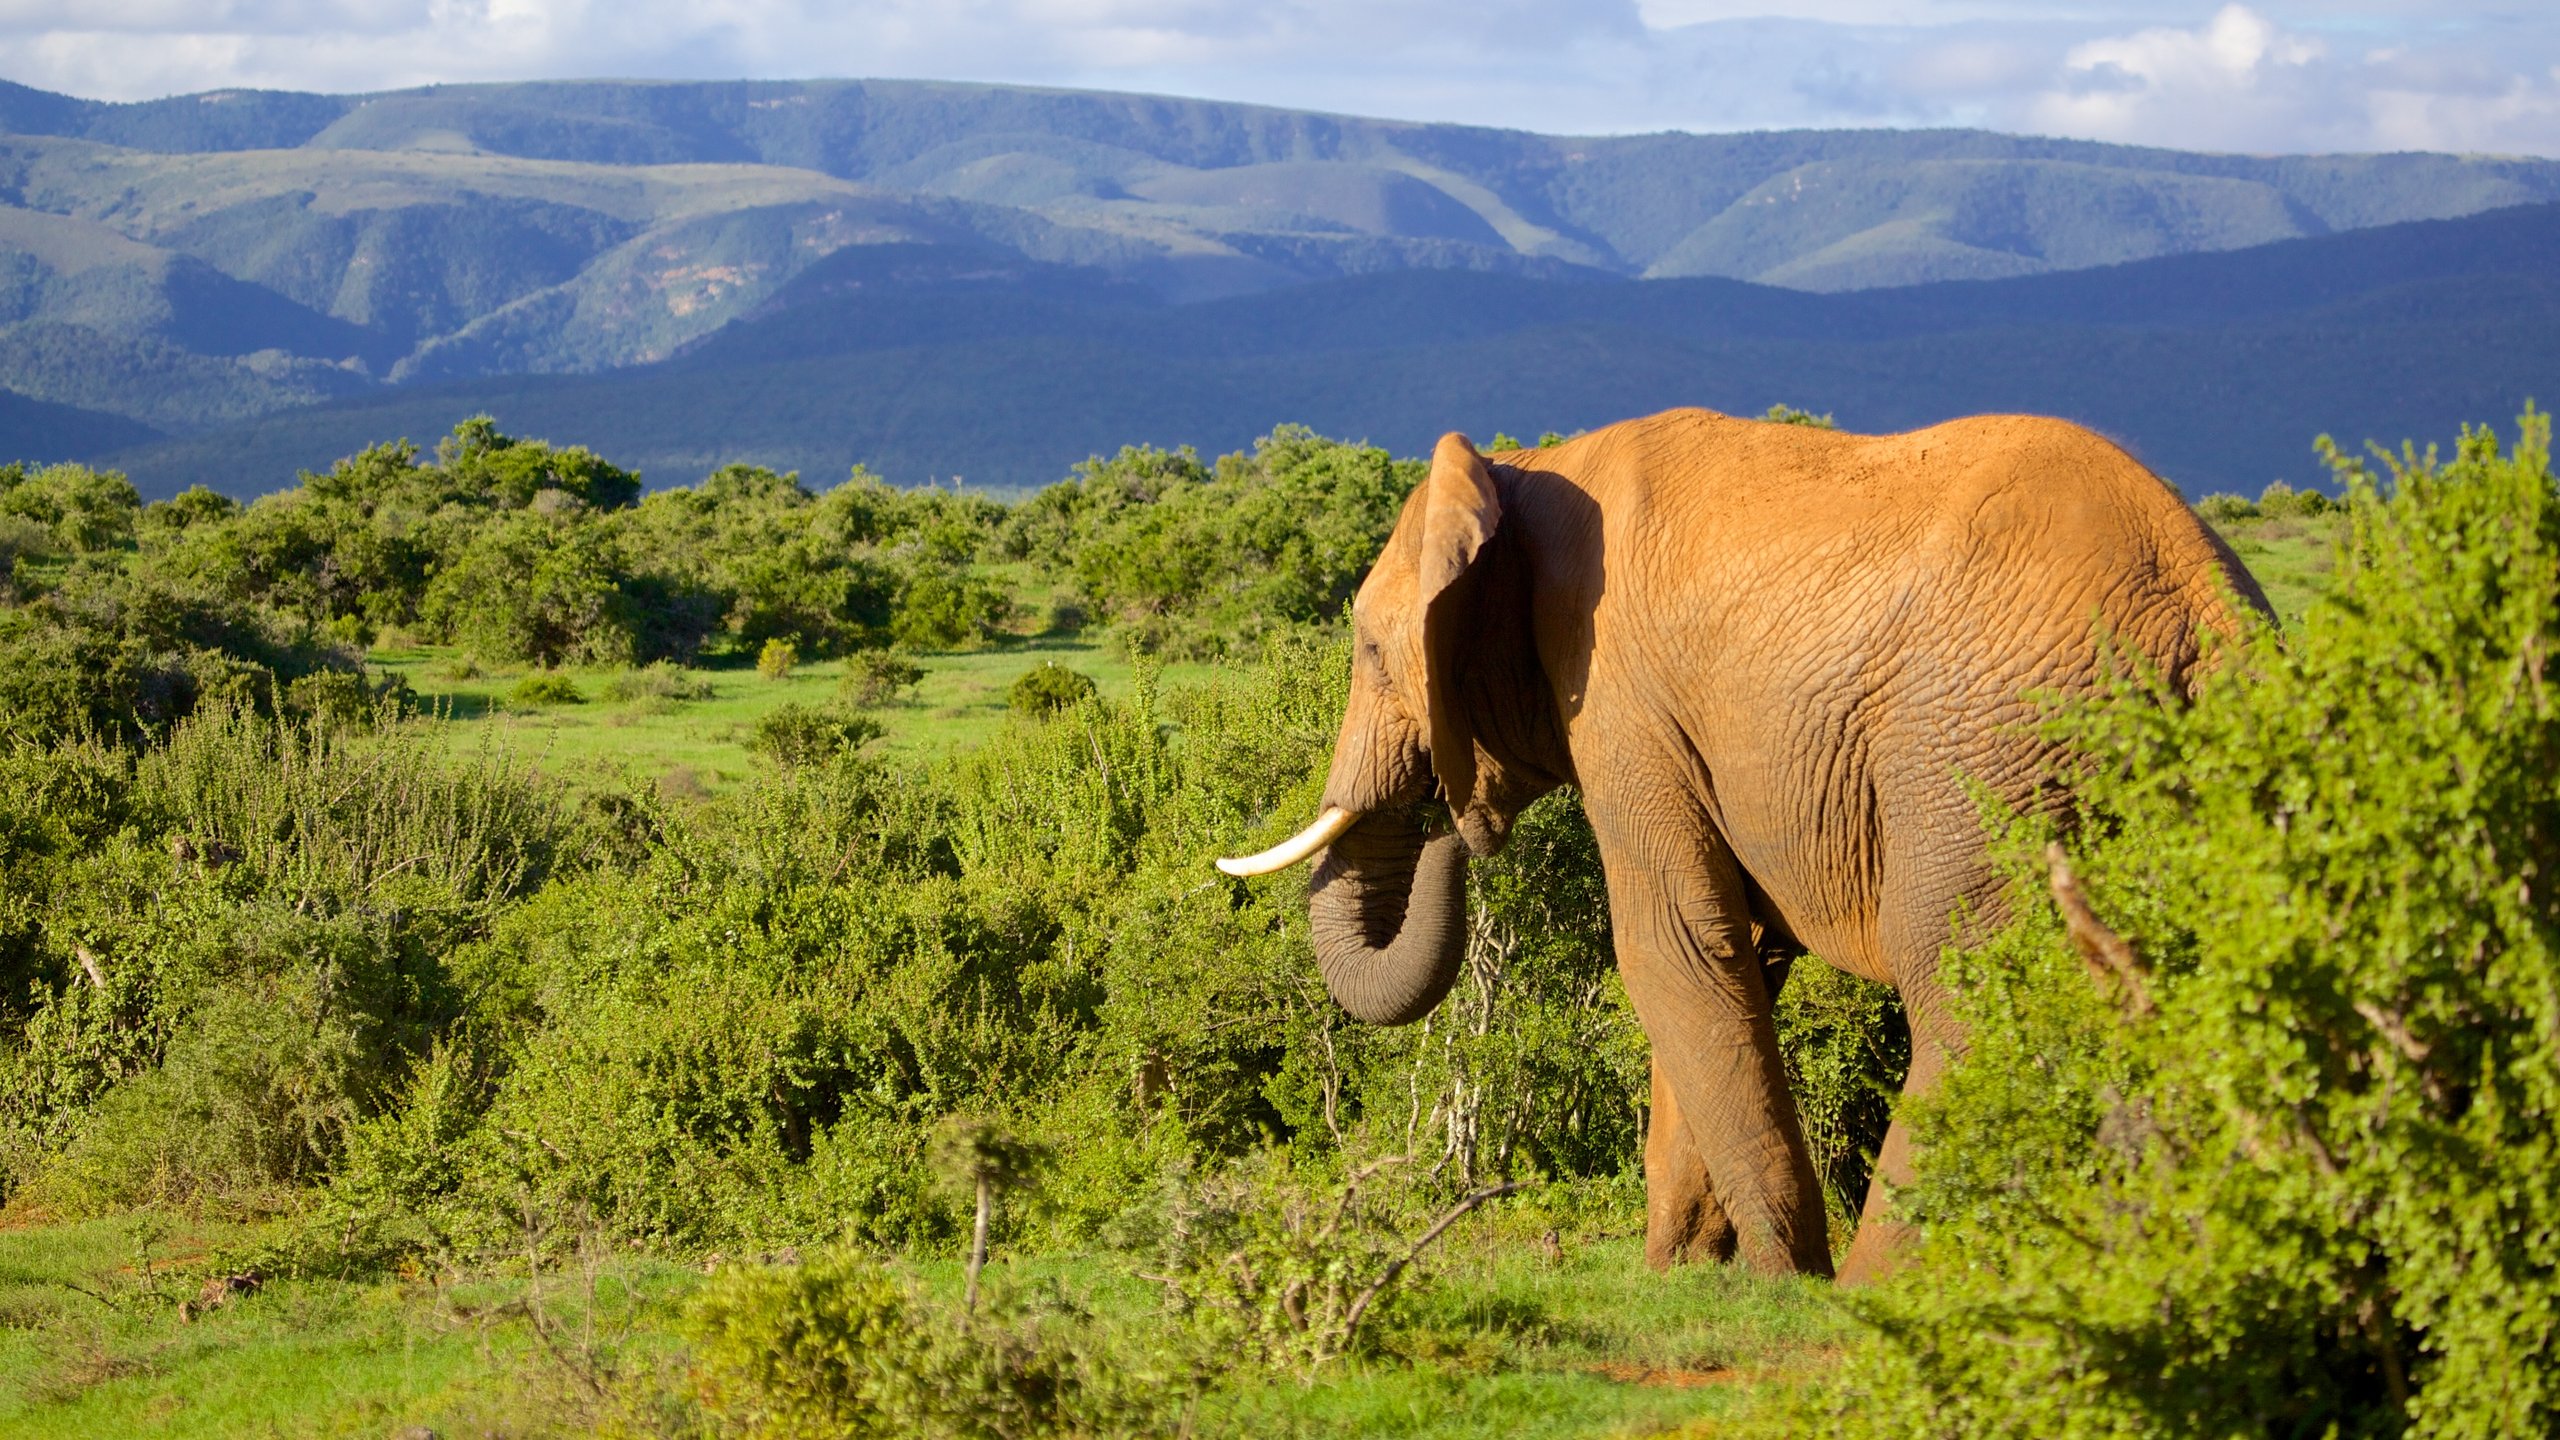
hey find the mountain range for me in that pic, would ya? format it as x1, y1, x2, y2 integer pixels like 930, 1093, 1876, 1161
0, 77, 2553, 496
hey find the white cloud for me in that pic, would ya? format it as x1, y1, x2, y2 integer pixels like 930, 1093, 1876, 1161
2024, 5, 2345, 150
0, 0, 1652, 104
4, 0, 2560, 156
2008, 5, 2560, 154
2365, 71, 2560, 155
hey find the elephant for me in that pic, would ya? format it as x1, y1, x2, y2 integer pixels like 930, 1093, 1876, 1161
1218, 407, 2266, 1282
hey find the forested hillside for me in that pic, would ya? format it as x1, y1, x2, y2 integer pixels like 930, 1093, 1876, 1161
94, 201, 2560, 499
1, 75, 2558, 488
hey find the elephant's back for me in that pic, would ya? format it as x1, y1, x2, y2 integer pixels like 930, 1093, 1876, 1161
1574, 404, 2264, 795
1568, 407, 2264, 665
1871, 413, 2266, 682
1530, 407, 2265, 976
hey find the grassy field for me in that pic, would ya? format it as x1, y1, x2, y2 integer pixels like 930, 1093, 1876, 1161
368, 631, 1220, 795
0, 1212, 1847, 1438
2206, 510, 2341, 628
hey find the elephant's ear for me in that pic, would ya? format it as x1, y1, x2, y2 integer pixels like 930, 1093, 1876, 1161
1417, 432, 1501, 837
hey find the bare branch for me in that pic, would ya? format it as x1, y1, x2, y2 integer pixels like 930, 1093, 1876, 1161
2352, 999, 2433, 1065
1340, 1181, 1528, 1342
2046, 843, 2153, 1018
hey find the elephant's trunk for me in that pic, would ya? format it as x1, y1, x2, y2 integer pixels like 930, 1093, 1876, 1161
1307, 811, 1469, 1026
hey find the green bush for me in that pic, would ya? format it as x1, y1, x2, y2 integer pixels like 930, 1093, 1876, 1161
1771, 961, 1907, 1234
0, 462, 139, 554
2256, 477, 2333, 518
140, 485, 237, 534
1485, 430, 1577, 450
282, 668, 409, 728
435, 415, 642, 512
2194, 491, 2260, 522
0, 702, 566, 1207
841, 650, 925, 708
510, 672, 586, 706
425, 515, 639, 667
154, 485, 431, 630
686, 1251, 1178, 1440
0, 568, 358, 745
1815, 415, 2560, 1438
0, 514, 53, 591
1006, 663, 1097, 717
891, 565, 1012, 651
616, 464, 902, 660
602, 661, 715, 705
749, 703, 883, 766
757, 637, 798, 680
1013, 429, 1419, 658
1145, 1152, 1515, 1374
38, 963, 374, 1216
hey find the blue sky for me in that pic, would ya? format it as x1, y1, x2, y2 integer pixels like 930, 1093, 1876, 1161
4, 3, 2559, 155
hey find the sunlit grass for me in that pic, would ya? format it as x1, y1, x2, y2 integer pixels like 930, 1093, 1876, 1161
2203, 510, 2343, 629
366, 631, 1220, 796
0, 1215, 525, 1439
0, 1216, 1844, 1439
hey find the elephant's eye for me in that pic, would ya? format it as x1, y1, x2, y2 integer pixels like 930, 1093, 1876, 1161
1357, 638, 1390, 690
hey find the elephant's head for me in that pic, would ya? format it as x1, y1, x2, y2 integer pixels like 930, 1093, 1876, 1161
1218, 433, 1568, 1025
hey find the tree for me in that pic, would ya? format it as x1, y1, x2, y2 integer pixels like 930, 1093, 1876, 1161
0, 463, 140, 554
421, 514, 638, 667
931, 1118, 1048, 1314
437, 416, 642, 511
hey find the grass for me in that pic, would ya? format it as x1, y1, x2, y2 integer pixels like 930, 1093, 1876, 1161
2204, 510, 2344, 629
1192, 1241, 1845, 1436
0, 1214, 599, 1439
367, 630, 1217, 796
0, 1214, 1846, 1439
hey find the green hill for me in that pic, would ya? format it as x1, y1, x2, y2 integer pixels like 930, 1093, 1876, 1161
90, 202, 2560, 499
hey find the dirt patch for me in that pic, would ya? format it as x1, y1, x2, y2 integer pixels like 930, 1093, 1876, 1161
0, 1200, 60, 1231
1589, 1361, 1738, 1389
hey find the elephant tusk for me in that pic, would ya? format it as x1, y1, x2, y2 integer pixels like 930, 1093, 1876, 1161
1216, 806, 1360, 876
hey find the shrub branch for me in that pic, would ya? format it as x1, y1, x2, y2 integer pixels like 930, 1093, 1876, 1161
2046, 843, 2153, 1018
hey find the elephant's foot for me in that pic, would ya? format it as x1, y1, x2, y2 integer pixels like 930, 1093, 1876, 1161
1834, 1217, 1909, 1286
1646, 1174, 1737, 1268
1644, 1060, 1737, 1269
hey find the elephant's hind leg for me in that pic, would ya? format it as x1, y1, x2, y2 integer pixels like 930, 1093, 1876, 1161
1645, 1059, 1735, 1267
1834, 1034, 1945, 1285
1834, 849, 1991, 1286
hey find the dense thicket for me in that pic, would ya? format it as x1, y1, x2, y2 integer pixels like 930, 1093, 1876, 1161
146, 417, 1009, 668
1807, 418, 2560, 1438
0, 418, 1442, 745
0, 640, 1651, 1254
999, 427, 1421, 657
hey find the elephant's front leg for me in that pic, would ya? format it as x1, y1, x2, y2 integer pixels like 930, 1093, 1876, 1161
1597, 808, 1832, 1277
1645, 1059, 1736, 1267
